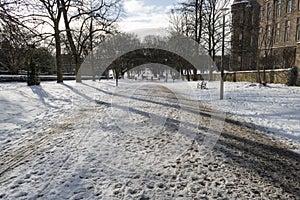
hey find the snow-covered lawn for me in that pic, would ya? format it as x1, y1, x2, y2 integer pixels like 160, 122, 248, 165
0, 79, 299, 151
0, 79, 299, 199
188, 81, 300, 146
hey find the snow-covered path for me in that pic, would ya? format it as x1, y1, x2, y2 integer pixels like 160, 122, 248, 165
0, 81, 299, 199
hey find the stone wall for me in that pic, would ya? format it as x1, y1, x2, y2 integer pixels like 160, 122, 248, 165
223, 68, 298, 85
200, 73, 221, 81
297, 70, 300, 85
200, 68, 299, 86
0, 75, 93, 82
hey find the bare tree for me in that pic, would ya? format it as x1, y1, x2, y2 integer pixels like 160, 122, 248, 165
60, 0, 122, 83
258, 26, 273, 85
257, 2, 296, 85
169, 0, 203, 40
0, 0, 65, 82
0, 1, 38, 75
202, 0, 230, 61
27, 0, 64, 82
96, 33, 140, 86
0, 1, 19, 28
169, 0, 230, 80
168, 9, 186, 36
257, 3, 276, 85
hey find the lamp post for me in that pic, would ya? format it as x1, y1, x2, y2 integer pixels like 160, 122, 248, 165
220, 8, 229, 100
165, 58, 168, 82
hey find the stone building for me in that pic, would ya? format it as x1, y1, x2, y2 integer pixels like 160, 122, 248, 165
231, 0, 260, 71
231, 0, 300, 85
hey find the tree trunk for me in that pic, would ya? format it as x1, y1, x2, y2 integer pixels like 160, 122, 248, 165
198, 0, 203, 43
195, 0, 199, 42
54, 22, 63, 83
75, 61, 82, 82
193, 68, 198, 81
89, 17, 96, 81
60, 0, 81, 82
115, 69, 119, 87
187, 69, 190, 81
257, 65, 261, 83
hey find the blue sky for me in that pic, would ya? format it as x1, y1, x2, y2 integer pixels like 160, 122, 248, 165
118, 0, 178, 34
142, 0, 176, 7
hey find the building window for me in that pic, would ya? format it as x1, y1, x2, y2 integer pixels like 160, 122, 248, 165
259, 27, 263, 45
238, 56, 241, 68
260, 7, 264, 20
276, 0, 281, 16
287, 0, 292, 13
266, 25, 271, 42
297, 18, 300, 41
239, 12, 244, 23
267, 3, 272, 20
249, 56, 252, 67
239, 33, 243, 41
298, 0, 300, 10
285, 20, 290, 41
275, 23, 280, 43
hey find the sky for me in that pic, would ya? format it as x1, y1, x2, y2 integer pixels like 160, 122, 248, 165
118, 0, 178, 37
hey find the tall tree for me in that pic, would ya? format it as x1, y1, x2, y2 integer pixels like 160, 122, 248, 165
0, 0, 64, 82
60, 0, 122, 82
0, 24, 28, 73
32, 0, 64, 82
0, 1, 37, 74
169, 0, 230, 61
96, 33, 140, 86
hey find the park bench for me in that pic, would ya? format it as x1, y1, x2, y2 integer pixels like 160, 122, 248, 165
197, 80, 207, 89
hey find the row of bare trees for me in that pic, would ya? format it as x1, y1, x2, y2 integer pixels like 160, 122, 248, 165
0, 0, 122, 83
169, 0, 231, 64
92, 32, 215, 86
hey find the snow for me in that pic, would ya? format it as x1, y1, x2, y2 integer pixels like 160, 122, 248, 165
0, 79, 299, 198
145, 80, 299, 147
188, 81, 300, 145
222, 68, 293, 73
0, 79, 299, 153
0, 82, 73, 146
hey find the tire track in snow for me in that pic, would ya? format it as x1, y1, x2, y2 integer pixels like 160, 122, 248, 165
0, 107, 95, 185
0, 115, 75, 182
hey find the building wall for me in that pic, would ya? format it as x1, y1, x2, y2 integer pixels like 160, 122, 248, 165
231, 0, 260, 71
200, 69, 295, 85
231, 0, 300, 85
296, 44, 300, 84
259, 0, 300, 85
224, 69, 296, 84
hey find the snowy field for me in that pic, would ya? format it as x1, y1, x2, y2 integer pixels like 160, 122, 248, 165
155, 80, 299, 147
0, 79, 299, 199
188, 81, 300, 146
1, 80, 299, 148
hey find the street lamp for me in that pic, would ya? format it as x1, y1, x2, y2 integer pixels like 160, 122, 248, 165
220, 8, 229, 100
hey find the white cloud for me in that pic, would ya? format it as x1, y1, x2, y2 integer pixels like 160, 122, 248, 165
165, 5, 175, 13
128, 27, 169, 39
123, 0, 162, 16
119, 0, 172, 34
